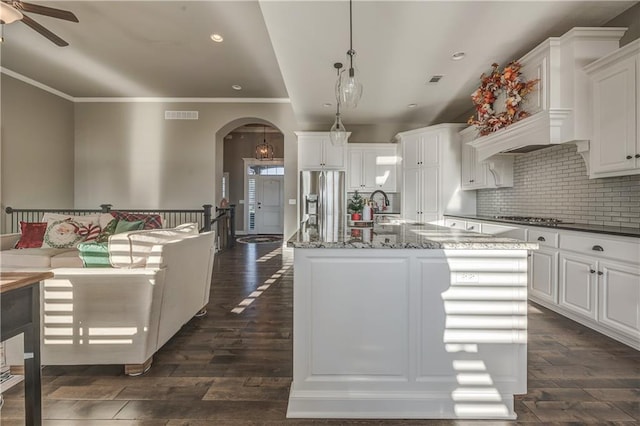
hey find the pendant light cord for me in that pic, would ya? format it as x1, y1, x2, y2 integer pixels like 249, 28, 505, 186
348, 0, 354, 76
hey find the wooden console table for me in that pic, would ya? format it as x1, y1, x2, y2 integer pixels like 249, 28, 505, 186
1, 271, 52, 426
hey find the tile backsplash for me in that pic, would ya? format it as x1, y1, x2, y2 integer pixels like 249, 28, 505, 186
477, 144, 640, 228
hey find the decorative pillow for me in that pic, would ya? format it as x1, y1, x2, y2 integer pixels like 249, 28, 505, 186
41, 213, 104, 243
114, 219, 145, 234
41, 219, 85, 249
110, 212, 163, 230
77, 242, 111, 267
15, 221, 48, 249
95, 219, 118, 243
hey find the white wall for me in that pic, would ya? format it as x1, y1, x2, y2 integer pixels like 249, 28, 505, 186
0, 74, 75, 232
74, 101, 300, 238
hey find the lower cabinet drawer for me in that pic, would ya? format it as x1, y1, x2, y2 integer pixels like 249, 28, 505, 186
560, 232, 640, 264
528, 229, 559, 248
444, 219, 466, 229
465, 221, 481, 232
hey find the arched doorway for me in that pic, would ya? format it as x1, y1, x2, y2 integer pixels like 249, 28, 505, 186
217, 119, 285, 235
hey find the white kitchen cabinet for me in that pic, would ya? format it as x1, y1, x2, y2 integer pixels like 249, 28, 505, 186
530, 249, 559, 304
398, 124, 475, 223
403, 166, 438, 223
585, 39, 640, 178
347, 144, 398, 191
559, 251, 598, 320
598, 260, 640, 339
460, 126, 514, 189
296, 132, 348, 170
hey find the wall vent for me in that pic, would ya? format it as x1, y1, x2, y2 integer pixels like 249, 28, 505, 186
428, 75, 444, 84
164, 110, 199, 120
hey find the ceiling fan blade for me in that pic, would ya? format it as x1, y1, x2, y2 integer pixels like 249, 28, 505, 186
20, 14, 69, 46
14, 1, 78, 22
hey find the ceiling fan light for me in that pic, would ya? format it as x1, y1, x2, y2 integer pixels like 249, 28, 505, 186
0, 3, 23, 24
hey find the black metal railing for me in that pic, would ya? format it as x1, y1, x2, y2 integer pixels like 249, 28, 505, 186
4, 204, 214, 234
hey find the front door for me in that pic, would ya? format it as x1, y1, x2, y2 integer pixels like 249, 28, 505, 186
255, 175, 284, 234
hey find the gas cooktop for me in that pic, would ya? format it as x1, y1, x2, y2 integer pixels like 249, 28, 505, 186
494, 216, 572, 225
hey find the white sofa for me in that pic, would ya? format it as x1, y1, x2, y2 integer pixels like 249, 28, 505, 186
2, 227, 215, 375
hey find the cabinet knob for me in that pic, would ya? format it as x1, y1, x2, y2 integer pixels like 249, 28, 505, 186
597, 271, 604, 276
592, 245, 604, 252
467, 226, 475, 230
636, 154, 640, 158
590, 269, 596, 274
537, 236, 546, 242
470, 179, 475, 183
626, 155, 633, 159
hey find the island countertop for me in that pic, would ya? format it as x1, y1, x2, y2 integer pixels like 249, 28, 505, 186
288, 219, 538, 250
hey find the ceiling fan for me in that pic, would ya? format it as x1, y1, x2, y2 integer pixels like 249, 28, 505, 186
0, 0, 78, 47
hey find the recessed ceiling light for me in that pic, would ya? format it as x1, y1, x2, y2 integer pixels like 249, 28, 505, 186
407, 103, 417, 108
210, 34, 223, 43
323, 103, 332, 108
451, 51, 466, 61
232, 85, 242, 91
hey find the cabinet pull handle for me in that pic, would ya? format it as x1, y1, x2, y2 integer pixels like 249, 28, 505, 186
467, 226, 474, 230
590, 269, 596, 274
592, 245, 604, 252
626, 155, 633, 159
636, 154, 640, 158
597, 271, 604, 276
537, 236, 546, 242
470, 179, 475, 183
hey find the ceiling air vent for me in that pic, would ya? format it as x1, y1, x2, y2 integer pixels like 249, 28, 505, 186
165, 111, 199, 120
427, 75, 444, 84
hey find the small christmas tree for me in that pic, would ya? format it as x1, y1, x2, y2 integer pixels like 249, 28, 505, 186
348, 190, 365, 213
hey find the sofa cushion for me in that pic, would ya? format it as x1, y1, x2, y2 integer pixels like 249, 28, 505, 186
41, 213, 106, 246
51, 250, 84, 268
42, 212, 114, 230
110, 212, 163, 230
109, 223, 199, 268
15, 221, 48, 249
0, 248, 75, 268
76, 242, 110, 267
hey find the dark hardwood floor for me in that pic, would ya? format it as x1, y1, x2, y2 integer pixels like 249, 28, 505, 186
1, 242, 639, 425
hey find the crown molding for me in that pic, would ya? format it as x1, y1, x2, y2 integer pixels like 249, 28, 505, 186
1, 67, 290, 104
1, 67, 74, 101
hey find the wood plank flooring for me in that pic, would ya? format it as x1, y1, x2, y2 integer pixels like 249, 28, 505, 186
1, 242, 638, 425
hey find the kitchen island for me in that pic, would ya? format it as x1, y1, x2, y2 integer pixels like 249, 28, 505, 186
287, 220, 537, 420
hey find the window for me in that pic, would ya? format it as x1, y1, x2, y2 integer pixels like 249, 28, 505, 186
247, 165, 284, 176
221, 172, 229, 199
248, 178, 256, 231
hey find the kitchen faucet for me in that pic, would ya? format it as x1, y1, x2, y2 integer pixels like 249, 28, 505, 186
369, 189, 390, 213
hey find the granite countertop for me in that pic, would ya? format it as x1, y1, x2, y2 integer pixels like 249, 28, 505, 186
288, 219, 538, 250
444, 214, 640, 238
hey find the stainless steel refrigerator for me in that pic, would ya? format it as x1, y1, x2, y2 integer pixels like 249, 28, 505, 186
300, 170, 346, 241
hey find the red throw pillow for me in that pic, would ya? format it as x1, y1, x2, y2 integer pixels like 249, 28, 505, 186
15, 221, 48, 249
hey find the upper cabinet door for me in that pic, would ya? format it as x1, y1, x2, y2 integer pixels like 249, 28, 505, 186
322, 139, 347, 169
402, 134, 422, 168
347, 149, 365, 190
298, 137, 325, 169
590, 55, 637, 175
373, 147, 398, 191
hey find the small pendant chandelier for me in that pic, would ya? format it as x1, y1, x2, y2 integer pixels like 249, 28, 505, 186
335, 0, 363, 109
255, 125, 274, 160
330, 63, 348, 146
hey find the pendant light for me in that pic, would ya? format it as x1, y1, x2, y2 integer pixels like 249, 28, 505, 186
335, 0, 363, 109
330, 63, 348, 146
255, 125, 274, 160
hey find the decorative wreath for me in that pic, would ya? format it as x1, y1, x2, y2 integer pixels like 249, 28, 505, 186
467, 61, 539, 136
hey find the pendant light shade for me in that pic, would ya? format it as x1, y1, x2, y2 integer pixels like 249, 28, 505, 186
255, 126, 274, 160
335, 0, 363, 109
336, 62, 363, 109
329, 62, 348, 146
329, 113, 347, 146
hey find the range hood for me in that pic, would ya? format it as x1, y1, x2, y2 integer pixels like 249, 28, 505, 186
468, 27, 627, 162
